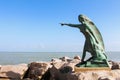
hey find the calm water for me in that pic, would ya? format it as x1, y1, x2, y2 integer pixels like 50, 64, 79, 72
0, 52, 119, 65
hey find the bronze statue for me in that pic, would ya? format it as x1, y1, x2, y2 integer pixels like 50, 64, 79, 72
61, 14, 109, 67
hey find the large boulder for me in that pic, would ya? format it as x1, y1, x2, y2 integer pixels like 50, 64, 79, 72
23, 62, 52, 80
0, 64, 28, 79
43, 57, 80, 80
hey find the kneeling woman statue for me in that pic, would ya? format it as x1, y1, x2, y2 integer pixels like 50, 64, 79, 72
61, 14, 109, 67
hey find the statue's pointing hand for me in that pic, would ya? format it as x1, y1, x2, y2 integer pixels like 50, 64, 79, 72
60, 23, 67, 26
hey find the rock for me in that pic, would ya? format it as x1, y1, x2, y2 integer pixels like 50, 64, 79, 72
23, 62, 51, 80
61, 70, 120, 80
51, 56, 77, 73
74, 55, 81, 60
116, 78, 120, 80
44, 61, 120, 80
109, 60, 120, 69
59, 56, 72, 62
98, 76, 115, 80
0, 64, 28, 79
48, 59, 79, 80
51, 58, 62, 64
1, 57, 120, 80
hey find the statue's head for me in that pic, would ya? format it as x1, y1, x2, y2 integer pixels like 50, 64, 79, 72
78, 14, 93, 24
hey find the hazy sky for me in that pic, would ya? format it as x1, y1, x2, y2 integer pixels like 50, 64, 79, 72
0, 0, 120, 52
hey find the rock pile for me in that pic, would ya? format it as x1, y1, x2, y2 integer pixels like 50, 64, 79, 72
0, 56, 120, 80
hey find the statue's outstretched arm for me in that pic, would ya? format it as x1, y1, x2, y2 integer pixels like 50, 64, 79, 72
60, 23, 80, 28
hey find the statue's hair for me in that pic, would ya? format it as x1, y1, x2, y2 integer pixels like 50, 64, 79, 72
78, 14, 95, 25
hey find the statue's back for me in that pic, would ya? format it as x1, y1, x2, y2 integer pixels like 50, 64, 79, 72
85, 18, 105, 52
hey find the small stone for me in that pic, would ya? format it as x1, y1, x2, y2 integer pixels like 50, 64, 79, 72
109, 60, 120, 69
74, 55, 81, 60
59, 56, 72, 62
51, 58, 62, 63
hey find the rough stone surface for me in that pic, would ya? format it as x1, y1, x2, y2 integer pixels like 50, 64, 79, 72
0, 64, 28, 79
74, 55, 81, 60
23, 62, 51, 80
48, 69, 120, 80
1, 56, 120, 80
109, 60, 120, 70
59, 56, 72, 62
41, 58, 120, 80
98, 76, 115, 80
51, 58, 62, 64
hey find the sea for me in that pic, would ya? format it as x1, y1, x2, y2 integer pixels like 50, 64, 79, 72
0, 52, 120, 65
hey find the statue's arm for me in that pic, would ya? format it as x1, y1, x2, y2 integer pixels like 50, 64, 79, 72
60, 23, 81, 28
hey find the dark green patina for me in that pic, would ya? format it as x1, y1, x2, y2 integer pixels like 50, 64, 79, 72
61, 14, 109, 67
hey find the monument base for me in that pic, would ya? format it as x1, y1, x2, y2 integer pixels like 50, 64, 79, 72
76, 60, 110, 67
74, 67, 111, 72
74, 60, 111, 72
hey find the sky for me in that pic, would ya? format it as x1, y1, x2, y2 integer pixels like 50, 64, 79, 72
0, 0, 120, 52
